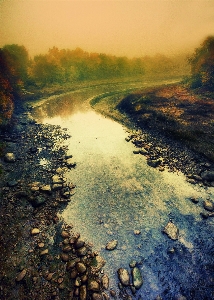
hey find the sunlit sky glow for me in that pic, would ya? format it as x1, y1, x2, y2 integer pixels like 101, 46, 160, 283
1, 0, 214, 58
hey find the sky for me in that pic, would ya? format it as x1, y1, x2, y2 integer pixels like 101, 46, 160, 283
0, 0, 214, 58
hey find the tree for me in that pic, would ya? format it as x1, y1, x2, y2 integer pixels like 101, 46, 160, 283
189, 36, 214, 90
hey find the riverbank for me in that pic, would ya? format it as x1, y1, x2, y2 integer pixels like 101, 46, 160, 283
0, 112, 110, 299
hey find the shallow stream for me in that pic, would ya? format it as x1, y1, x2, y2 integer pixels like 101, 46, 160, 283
32, 82, 214, 299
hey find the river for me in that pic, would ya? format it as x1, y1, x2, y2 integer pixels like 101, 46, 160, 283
31, 80, 214, 300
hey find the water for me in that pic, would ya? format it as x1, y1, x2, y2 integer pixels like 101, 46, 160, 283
32, 84, 214, 299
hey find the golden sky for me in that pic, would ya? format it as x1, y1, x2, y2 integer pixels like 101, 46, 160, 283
1, 0, 214, 57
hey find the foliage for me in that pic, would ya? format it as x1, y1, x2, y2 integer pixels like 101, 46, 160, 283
189, 36, 214, 90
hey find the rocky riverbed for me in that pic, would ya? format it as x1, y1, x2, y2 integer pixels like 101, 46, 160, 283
1, 82, 214, 299
0, 112, 112, 300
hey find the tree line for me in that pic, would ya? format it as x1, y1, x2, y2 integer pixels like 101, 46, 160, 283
0, 37, 213, 126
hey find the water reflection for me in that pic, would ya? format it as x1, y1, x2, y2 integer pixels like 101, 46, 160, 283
32, 91, 214, 299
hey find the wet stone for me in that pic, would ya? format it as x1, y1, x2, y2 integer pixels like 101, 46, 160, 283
90, 255, 106, 273
61, 253, 69, 262
74, 238, 85, 249
77, 246, 87, 256
70, 269, 78, 279
101, 274, 109, 289
40, 249, 48, 256
30, 195, 47, 207
52, 184, 63, 191
40, 185, 52, 194
132, 267, 143, 289
61, 230, 70, 238
163, 221, 179, 240
80, 285, 87, 300
7, 180, 18, 187
117, 268, 130, 286
129, 260, 137, 268
105, 240, 118, 250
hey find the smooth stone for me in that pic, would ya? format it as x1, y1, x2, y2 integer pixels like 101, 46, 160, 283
75, 277, 81, 287
31, 228, 40, 235
163, 221, 179, 240
66, 158, 76, 168
134, 230, 141, 235
203, 200, 214, 211
61, 253, 69, 262
76, 262, 87, 274
102, 292, 110, 300
16, 269, 27, 282
105, 240, 118, 250
4, 153, 16, 163
101, 274, 109, 289
70, 269, 78, 279
88, 280, 100, 291
132, 267, 143, 289
147, 159, 161, 168
110, 290, 116, 297
117, 268, 130, 286
66, 258, 80, 270
63, 245, 72, 252
61, 230, 70, 238
74, 239, 85, 249
79, 285, 87, 300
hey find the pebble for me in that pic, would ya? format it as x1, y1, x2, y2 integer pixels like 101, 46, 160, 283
92, 293, 103, 300
40, 185, 52, 194
129, 260, 137, 268
90, 256, 106, 273
134, 230, 141, 235
74, 238, 85, 249
40, 249, 48, 256
31, 228, 40, 235
77, 246, 87, 256
16, 269, 27, 282
61, 253, 69, 262
110, 290, 116, 297
117, 268, 130, 286
105, 240, 118, 250
61, 230, 70, 238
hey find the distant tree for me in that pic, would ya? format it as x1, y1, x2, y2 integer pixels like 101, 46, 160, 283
189, 36, 214, 90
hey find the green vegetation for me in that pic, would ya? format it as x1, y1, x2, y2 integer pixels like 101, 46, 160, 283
188, 36, 214, 90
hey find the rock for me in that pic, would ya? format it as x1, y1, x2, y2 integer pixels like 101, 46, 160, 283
90, 255, 106, 273
70, 269, 78, 279
129, 260, 137, 268
105, 240, 118, 250
31, 228, 40, 235
4, 153, 16, 163
66, 158, 76, 168
134, 230, 141, 235
40, 249, 48, 256
102, 292, 110, 300
203, 200, 214, 211
67, 258, 80, 270
139, 148, 148, 155
74, 238, 85, 249
132, 267, 143, 289
163, 221, 179, 240
117, 268, 130, 286
52, 175, 64, 184
76, 262, 87, 274
133, 150, 140, 154
77, 246, 87, 256
16, 269, 27, 282
110, 290, 116, 297
88, 280, 100, 291
147, 159, 161, 168
101, 274, 109, 289
190, 197, 199, 204
61, 253, 69, 262
40, 185, 52, 194
92, 293, 103, 300
63, 245, 72, 252
61, 230, 70, 238
201, 171, 214, 182
75, 277, 81, 287
80, 285, 87, 300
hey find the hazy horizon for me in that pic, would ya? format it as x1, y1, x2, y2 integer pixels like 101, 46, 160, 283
1, 0, 214, 58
